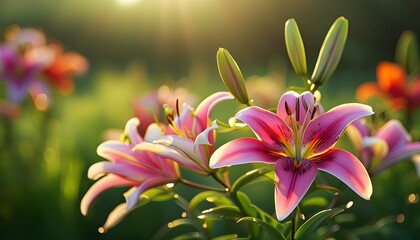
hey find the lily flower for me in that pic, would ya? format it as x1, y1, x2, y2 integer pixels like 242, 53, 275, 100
133, 85, 197, 135
347, 119, 420, 174
357, 62, 420, 113
135, 91, 234, 175
0, 42, 54, 102
80, 118, 180, 216
42, 43, 88, 96
210, 91, 373, 220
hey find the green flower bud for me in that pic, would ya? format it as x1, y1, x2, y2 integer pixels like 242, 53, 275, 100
217, 48, 249, 105
395, 30, 419, 75
311, 16, 348, 86
285, 18, 307, 78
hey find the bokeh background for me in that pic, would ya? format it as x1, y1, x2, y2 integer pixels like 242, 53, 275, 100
0, 0, 419, 239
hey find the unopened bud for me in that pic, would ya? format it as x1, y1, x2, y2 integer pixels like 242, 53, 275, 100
311, 16, 348, 86
217, 48, 250, 105
285, 18, 307, 78
395, 30, 419, 75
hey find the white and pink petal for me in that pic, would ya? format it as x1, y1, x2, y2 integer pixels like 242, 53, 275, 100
312, 149, 372, 200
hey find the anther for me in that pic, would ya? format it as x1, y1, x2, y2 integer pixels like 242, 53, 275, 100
285, 101, 292, 116
311, 106, 318, 120
302, 98, 309, 111
295, 97, 300, 121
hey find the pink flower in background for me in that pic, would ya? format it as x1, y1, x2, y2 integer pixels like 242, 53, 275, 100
0, 26, 88, 110
210, 91, 373, 220
135, 91, 234, 175
0, 42, 54, 102
80, 118, 180, 216
133, 85, 196, 135
347, 119, 420, 174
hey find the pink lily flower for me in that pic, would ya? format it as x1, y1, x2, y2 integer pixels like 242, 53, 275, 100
347, 119, 420, 174
135, 91, 234, 175
0, 43, 54, 102
210, 91, 373, 220
133, 85, 197, 135
80, 118, 180, 216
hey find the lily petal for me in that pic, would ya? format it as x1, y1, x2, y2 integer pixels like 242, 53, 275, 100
123, 178, 169, 210
210, 138, 278, 168
303, 103, 373, 155
377, 62, 407, 98
195, 91, 234, 128
277, 91, 316, 127
356, 82, 383, 102
80, 174, 138, 216
134, 142, 203, 173
144, 123, 165, 143
87, 161, 156, 181
124, 118, 143, 145
375, 142, 420, 173
155, 135, 209, 171
97, 141, 143, 164
195, 120, 218, 146
313, 149, 372, 200
235, 106, 294, 153
375, 120, 410, 152
274, 158, 317, 220
101, 203, 130, 233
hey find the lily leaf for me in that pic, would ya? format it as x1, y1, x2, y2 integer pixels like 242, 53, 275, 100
152, 218, 203, 240
198, 205, 242, 219
237, 217, 287, 240
212, 234, 239, 240
188, 191, 232, 213
295, 208, 344, 240
231, 168, 273, 193
172, 232, 204, 240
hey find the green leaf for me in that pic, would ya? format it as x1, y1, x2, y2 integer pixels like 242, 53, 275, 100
311, 16, 348, 87
231, 168, 273, 193
237, 217, 287, 240
301, 196, 329, 208
217, 48, 250, 105
251, 204, 286, 234
395, 30, 419, 75
172, 232, 204, 240
212, 234, 239, 240
142, 186, 175, 202
295, 208, 344, 240
152, 218, 203, 240
189, 191, 232, 213
285, 18, 308, 79
198, 205, 242, 219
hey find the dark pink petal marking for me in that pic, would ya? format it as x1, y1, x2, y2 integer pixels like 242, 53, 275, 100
235, 106, 294, 153
274, 158, 317, 220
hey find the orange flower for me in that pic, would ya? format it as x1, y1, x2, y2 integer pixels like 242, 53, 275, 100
357, 62, 420, 112
42, 43, 88, 95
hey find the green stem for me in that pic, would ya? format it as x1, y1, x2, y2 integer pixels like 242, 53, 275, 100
291, 208, 297, 240
178, 178, 227, 192
211, 172, 230, 190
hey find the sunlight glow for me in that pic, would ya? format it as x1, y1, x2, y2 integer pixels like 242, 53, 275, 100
115, 0, 141, 7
